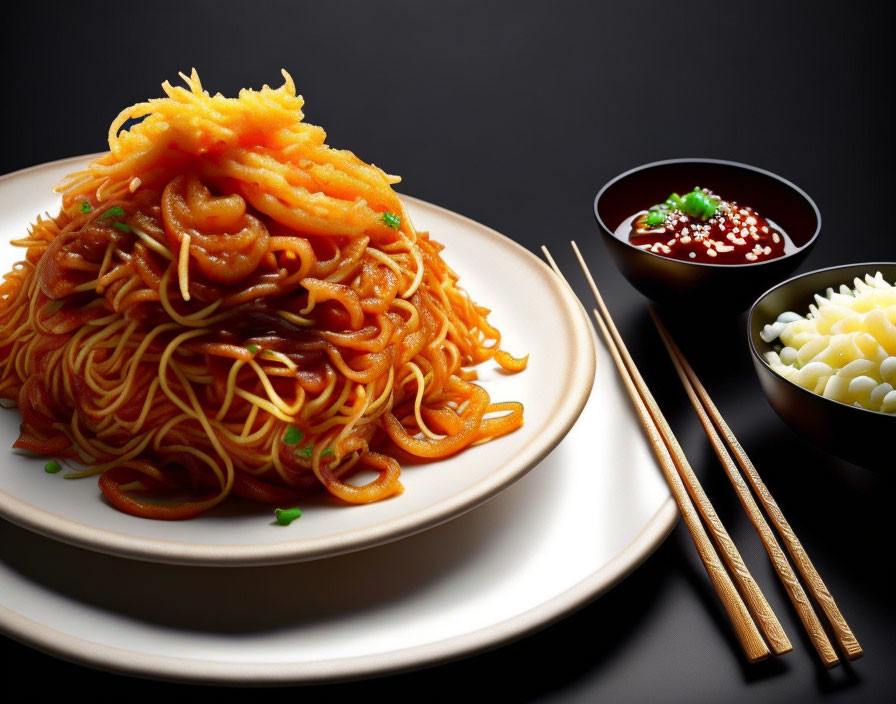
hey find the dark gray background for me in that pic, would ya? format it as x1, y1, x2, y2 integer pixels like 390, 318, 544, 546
1, 1, 893, 701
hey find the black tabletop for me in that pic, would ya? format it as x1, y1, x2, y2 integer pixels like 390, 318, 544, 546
2, 2, 894, 701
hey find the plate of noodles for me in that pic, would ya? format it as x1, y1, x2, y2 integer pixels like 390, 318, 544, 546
0, 72, 594, 566
0, 346, 675, 683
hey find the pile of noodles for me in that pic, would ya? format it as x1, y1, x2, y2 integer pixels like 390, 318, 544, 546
0, 70, 525, 520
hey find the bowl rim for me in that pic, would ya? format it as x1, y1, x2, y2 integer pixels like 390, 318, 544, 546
593, 157, 822, 270
747, 261, 896, 421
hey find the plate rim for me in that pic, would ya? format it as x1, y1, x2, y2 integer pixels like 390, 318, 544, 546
0, 498, 678, 684
0, 154, 597, 567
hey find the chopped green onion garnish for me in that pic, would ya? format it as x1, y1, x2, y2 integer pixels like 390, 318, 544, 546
283, 426, 303, 445
665, 193, 683, 209
681, 189, 718, 220
274, 506, 303, 526
46, 300, 64, 313
652, 188, 719, 222
102, 206, 126, 219
645, 209, 666, 227
297, 446, 334, 458
382, 212, 401, 230
112, 221, 131, 232
246, 344, 259, 354
80, 202, 92, 214
44, 461, 61, 474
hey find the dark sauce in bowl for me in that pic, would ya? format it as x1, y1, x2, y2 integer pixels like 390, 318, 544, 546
615, 187, 797, 265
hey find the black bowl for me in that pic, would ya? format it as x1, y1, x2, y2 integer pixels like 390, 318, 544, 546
748, 262, 896, 469
594, 159, 820, 311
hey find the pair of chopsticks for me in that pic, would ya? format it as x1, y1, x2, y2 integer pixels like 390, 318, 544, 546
542, 242, 862, 666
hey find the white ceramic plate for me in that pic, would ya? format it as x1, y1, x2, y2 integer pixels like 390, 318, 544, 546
0, 325, 676, 684
0, 156, 595, 566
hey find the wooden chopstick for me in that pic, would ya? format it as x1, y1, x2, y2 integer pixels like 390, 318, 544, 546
563, 241, 792, 657
541, 246, 772, 663
649, 309, 839, 667
649, 310, 863, 663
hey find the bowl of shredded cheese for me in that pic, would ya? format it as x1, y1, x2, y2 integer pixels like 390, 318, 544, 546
748, 263, 896, 468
